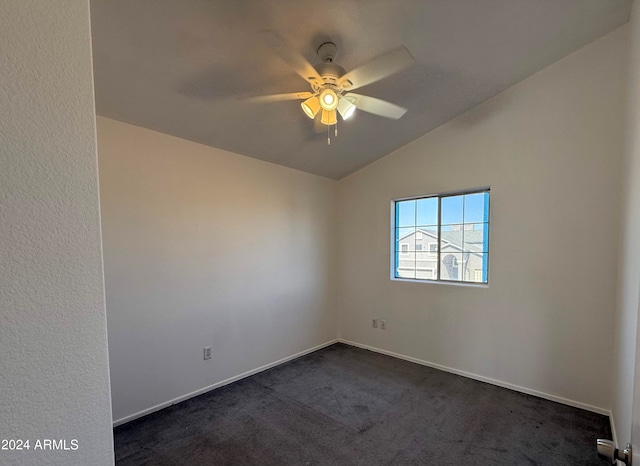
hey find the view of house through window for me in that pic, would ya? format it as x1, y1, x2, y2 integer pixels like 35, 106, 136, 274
393, 190, 490, 283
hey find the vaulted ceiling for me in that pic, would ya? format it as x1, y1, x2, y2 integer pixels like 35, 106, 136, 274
91, 0, 631, 179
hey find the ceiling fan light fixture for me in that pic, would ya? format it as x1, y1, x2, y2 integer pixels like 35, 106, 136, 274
319, 89, 338, 111
337, 97, 356, 120
321, 109, 337, 125
301, 96, 320, 119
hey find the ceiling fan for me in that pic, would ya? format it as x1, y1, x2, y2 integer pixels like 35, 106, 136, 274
252, 32, 415, 143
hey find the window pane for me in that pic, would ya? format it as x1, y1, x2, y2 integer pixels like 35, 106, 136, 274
464, 192, 489, 223
441, 226, 462, 252
441, 195, 463, 224
416, 246, 438, 278
416, 267, 436, 280
396, 263, 415, 279
396, 200, 416, 227
416, 197, 438, 226
395, 227, 416, 252
463, 224, 488, 252
415, 226, 437, 252
440, 253, 462, 281
464, 253, 488, 283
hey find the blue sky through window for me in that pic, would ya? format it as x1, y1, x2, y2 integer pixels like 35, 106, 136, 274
464, 192, 489, 223
396, 199, 415, 227
441, 195, 463, 224
417, 197, 438, 226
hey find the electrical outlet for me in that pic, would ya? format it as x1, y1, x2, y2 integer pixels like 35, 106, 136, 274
203, 346, 212, 360
372, 319, 378, 328
381, 320, 386, 330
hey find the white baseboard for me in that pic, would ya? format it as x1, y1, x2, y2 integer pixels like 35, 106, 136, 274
113, 337, 612, 427
112, 338, 339, 427
339, 338, 610, 416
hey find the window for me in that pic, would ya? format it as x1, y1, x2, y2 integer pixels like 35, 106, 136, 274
392, 189, 490, 284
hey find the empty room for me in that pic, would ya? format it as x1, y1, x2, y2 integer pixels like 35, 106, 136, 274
5, 0, 640, 465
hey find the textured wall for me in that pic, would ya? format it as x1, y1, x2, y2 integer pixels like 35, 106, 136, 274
0, 1, 114, 465
97, 117, 339, 423
338, 25, 627, 412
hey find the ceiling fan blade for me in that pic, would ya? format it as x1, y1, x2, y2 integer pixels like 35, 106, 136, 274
338, 46, 414, 91
345, 93, 407, 119
262, 31, 324, 87
246, 91, 313, 103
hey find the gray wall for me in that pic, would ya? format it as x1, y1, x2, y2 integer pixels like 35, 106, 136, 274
0, 1, 114, 465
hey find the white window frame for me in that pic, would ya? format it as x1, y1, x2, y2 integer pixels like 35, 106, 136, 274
391, 188, 490, 286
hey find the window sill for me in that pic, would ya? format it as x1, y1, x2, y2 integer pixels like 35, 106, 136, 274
391, 277, 489, 288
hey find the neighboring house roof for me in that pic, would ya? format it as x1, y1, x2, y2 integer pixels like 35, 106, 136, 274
398, 227, 486, 254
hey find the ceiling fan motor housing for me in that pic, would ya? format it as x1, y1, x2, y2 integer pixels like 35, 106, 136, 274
312, 42, 346, 91
315, 63, 346, 88
317, 42, 338, 63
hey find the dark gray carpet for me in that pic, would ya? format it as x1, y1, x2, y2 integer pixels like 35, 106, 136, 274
114, 343, 610, 465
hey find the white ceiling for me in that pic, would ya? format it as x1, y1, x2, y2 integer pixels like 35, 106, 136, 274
91, 0, 631, 180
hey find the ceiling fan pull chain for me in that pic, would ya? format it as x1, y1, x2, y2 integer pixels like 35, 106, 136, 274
335, 119, 338, 137
327, 124, 331, 145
